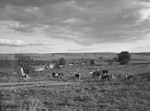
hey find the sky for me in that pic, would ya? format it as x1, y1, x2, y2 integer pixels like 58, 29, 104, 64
0, 0, 150, 53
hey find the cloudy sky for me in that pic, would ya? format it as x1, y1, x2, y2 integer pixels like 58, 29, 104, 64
0, 0, 150, 53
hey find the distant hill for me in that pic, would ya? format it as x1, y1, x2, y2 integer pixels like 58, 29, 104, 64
0, 52, 149, 61
132, 52, 150, 56
0, 52, 117, 61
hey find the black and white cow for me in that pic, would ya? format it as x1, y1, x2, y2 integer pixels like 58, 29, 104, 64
90, 69, 114, 80
19, 67, 30, 80
90, 71, 102, 78
90, 70, 102, 80
51, 72, 59, 79
90, 70, 109, 76
58, 71, 64, 80
51, 71, 64, 80
126, 75, 133, 80
102, 70, 109, 75
100, 74, 114, 80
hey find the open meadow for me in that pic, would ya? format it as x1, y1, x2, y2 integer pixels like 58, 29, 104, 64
0, 52, 150, 111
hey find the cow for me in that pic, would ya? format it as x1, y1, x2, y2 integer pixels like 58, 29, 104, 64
126, 75, 133, 80
100, 74, 114, 80
90, 69, 114, 80
51, 71, 64, 80
57, 71, 64, 80
51, 72, 59, 79
102, 70, 109, 75
90, 70, 109, 77
19, 67, 30, 80
75, 73, 81, 80
90, 70, 102, 80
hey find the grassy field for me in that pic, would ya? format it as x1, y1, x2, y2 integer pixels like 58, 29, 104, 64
0, 52, 150, 111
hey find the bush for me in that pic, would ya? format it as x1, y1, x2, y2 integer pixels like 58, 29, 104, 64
90, 59, 95, 65
58, 57, 66, 65
14, 54, 34, 73
117, 51, 131, 65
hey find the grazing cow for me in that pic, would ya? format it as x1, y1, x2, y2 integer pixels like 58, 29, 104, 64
90, 70, 102, 80
126, 75, 133, 80
90, 69, 114, 81
57, 71, 64, 80
100, 75, 110, 80
51, 72, 59, 79
100, 74, 114, 80
102, 70, 109, 75
75, 73, 81, 80
19, 67, 30, 80
51, 72, 64, 80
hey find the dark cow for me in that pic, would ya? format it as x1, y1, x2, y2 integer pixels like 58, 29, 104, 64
126, 75, 133, 80
102, 70, 109, 75
100, 74, 114, 80
90, 70, 109, 79
58, 71, 64, 80
100, 75, 110, 80
90, 70, 102, 80
90, 69, 114, 81
51, 72, 64, 80
75, 73, 81, 80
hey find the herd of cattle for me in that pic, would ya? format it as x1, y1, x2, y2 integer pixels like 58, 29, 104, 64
50, 70, 114, 81
19, 67, 135, 81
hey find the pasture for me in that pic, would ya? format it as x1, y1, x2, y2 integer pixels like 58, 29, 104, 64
0, 52, 150, 111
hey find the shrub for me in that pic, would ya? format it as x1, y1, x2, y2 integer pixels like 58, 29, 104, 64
117, 51, 131, 65
14, 54, 34, 73
58, 57, 66, 65
90, 59, 95, 65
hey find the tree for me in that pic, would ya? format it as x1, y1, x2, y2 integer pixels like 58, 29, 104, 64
15, 54, 34, 73
58, 57, 66, 65
90, 59, 95, 65
117, 51, 131, 65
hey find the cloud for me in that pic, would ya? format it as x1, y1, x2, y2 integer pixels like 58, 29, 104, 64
134, 45, 150, 52
0, 38, 46, 47
62, 17, 83, 24
1, 0, 150, 46
139, 8, 150, 22
68, 47, 95, 52
1, 0, 70, 7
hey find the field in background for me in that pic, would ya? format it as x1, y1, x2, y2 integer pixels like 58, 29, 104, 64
0, 52, 150, 62
0, 52, 150, 111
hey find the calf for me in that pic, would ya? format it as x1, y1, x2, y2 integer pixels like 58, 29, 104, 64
126, 75, 133, 80
100, 74, 115, 80
100, 75, 110, 80
51, 72, 59, 79
75, 73, 81, 80
90, 70, 102, 79
102, 70, 109, 75
23, 74, 30, 80
58, 71, 64, 80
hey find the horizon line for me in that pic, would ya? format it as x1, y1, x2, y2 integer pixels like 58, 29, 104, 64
0, 51, 150, 54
